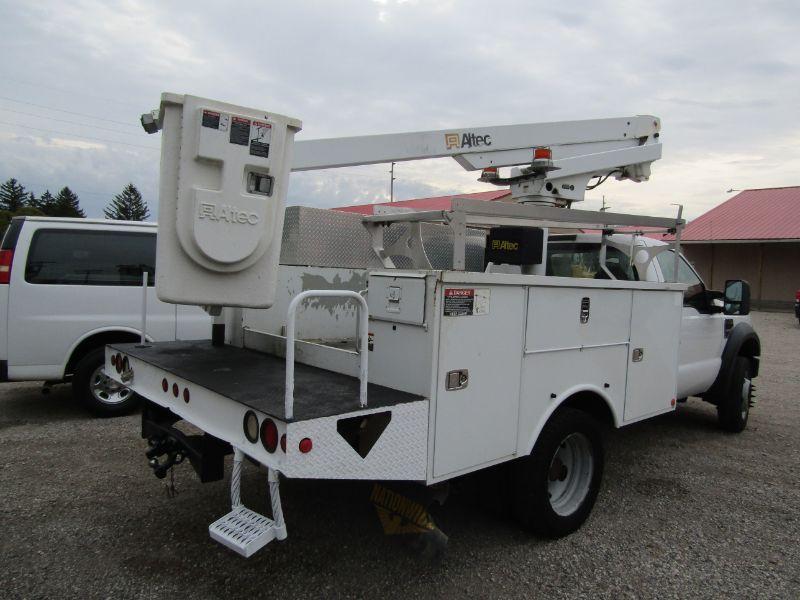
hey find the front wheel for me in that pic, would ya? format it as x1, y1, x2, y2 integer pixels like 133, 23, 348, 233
717, 356, 752, 433
72, 347, 140, 417
512, 408, 604, 538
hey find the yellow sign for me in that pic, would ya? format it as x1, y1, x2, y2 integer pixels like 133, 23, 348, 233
491, 240, 519, 251
370, 483, 435, 535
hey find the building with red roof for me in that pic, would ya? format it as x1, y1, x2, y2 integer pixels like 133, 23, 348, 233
333, 189, 511, 215
680, 186, 800, 309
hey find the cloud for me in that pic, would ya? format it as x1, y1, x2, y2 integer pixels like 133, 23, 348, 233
0, 0, 797, 221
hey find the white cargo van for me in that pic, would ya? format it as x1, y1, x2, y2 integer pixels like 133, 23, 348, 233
0, 217, 210, 416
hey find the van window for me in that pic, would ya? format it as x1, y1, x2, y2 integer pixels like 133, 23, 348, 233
546, 243, 638, 281
25, 230, 156, 286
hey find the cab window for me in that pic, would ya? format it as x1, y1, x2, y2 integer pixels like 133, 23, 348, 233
546, 243, 638, 281
656, 251, 706, 308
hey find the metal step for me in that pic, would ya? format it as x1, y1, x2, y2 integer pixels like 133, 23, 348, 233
208, 449, 288, 558
209, 505, 279, 558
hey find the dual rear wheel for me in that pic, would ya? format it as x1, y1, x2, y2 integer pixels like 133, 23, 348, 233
512, 408, 604, 538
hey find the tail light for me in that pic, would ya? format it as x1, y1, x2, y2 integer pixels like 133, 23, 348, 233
299, 438, 313, 453
260, 418, 278, 453
795, 290, 800, 301
0, 249, 13, 284
243, 411, 259, 443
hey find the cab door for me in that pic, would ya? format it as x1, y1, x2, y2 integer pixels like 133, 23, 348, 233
655, 251, 725, 398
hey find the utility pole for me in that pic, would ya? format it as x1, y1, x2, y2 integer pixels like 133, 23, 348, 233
600, 195, 610, 212
389, 162, 396, 202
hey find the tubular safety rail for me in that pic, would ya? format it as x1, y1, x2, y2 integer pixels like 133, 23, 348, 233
284, 290, 369, 420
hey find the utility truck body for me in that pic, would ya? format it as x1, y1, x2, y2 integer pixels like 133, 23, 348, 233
108, 94, 760, 557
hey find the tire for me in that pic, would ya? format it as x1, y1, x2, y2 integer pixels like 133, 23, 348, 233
717, 356, 752, 433
512, 407, 604, 538
72, 347, 140, 417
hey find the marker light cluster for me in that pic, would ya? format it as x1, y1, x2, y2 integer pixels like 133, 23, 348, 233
159, 377, 190, 403
110, 353, 129, 375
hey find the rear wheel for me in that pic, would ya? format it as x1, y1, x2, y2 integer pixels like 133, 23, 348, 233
73, 347, 140, 417
717, 356, 752, 433
512, 408, 604, 538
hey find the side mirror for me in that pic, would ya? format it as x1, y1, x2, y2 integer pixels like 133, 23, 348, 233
724, 280, 751, 315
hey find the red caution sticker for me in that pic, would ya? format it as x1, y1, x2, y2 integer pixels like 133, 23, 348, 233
443, 288, 490, 316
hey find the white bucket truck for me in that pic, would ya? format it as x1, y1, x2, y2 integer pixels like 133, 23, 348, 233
109, 94, 760, 557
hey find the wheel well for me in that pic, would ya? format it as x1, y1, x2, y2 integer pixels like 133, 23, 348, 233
559, 391, 615, 428
65, 331, 141, 376
738, 337, 760, 359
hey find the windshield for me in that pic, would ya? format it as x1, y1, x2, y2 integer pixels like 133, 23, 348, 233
546, 243, 638, 281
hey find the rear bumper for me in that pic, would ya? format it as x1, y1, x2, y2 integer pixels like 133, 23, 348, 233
106, 343, 430, 482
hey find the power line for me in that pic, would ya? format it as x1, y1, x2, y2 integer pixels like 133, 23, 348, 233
1, 107, 148, 137
0, 96, 141, 128
0, 120, 159, 151
3, 75, 146, 109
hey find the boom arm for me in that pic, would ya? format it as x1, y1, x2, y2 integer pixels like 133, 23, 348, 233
292, 115, 661, 206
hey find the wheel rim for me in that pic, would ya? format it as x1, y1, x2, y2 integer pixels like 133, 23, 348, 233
741, 377, 752, 421
89, 365, 132, 405
547, 432, 594, 517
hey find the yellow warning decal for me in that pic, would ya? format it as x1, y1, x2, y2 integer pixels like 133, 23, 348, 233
370, 483, 435, 535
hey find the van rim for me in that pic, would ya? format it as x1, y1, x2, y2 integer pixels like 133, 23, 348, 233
90, 365, 133, 405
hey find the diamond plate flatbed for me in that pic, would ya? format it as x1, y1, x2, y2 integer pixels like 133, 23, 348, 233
110, 340, 423, 422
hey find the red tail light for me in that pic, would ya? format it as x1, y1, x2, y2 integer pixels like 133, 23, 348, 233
299, 438, 313, 454
796, 290, 800, 301
0, 250, 13, 284
260, 418, 278, 453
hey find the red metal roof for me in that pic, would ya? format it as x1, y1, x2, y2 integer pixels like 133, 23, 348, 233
333, 189, 511, 215
678, 186, 800, 242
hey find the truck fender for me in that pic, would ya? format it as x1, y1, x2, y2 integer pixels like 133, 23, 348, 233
705, 322, 761, 403
520, 384, 620, 456
61, 326, 154, 377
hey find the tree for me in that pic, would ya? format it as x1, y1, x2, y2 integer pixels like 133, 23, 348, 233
104, 183, 149, 221
29, 190, 57, 215
52, 187, 86, 218
0, 178, 28, 212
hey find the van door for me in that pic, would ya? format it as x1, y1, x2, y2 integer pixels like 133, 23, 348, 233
7, 226, 176, 379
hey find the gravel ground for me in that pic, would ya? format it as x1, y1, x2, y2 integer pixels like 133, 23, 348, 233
1, 311, 798, 599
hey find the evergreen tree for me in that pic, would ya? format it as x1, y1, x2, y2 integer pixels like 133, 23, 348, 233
104, 183, 149, 221
0, 178, 28, 212
33, 190, 57, 216
52, 187, 86, 218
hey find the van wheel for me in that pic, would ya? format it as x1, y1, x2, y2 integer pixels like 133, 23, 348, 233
512, 408, 604, 538
73, 347, 140, 417
717, 356, 752, 433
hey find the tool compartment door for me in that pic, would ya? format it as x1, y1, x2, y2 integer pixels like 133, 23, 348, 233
433, 284, 525, 479
624, 289, 682, 422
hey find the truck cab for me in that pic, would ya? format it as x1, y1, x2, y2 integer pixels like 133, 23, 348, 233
547, 232, 759, 430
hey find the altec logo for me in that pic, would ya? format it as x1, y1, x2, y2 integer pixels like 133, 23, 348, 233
198, 202, 260, 225
445, 132, 492, 150
491, 239, 519, 251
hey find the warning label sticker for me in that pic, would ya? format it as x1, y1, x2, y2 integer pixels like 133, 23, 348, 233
201, 110, 229, 131
443, 288, 490, 316
201, 110, 220, 129
249, 120, 272, 158
229, 116, 251, 145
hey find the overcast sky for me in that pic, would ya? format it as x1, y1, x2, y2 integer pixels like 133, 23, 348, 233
0, 0, 797, 220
